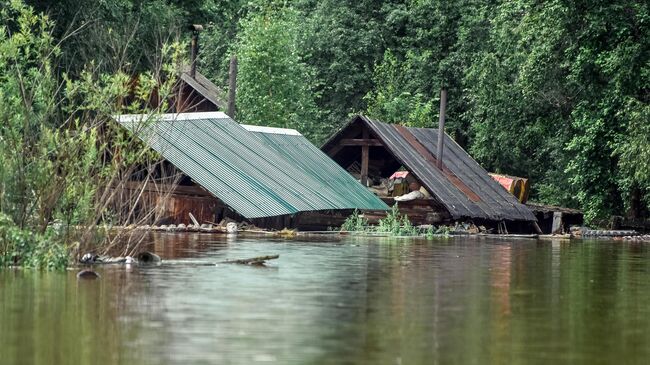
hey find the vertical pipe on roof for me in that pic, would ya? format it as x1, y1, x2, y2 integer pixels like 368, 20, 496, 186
228, 55, 238, 118
436, 89, 447, 170
189, 24, 203, 78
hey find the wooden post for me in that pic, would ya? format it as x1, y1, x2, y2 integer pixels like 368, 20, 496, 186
552, 212, 563, 234
227, 55, 238, 118
436, 89, 447, 170
360, 129, 369, 186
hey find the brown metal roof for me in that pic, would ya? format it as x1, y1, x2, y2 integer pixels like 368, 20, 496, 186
322, 115, 536, 222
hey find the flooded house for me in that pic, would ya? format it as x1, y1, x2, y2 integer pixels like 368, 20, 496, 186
321, 115, 540, 233
111, 27, 386, 229
116, 112, 388, 230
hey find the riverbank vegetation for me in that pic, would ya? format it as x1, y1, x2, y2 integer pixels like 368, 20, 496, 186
341, 206, 450, 238
1, 1, 648, 267
0, 1, 181, 268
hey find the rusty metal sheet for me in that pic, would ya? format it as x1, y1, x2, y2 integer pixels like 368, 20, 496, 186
393, 125, 482, 203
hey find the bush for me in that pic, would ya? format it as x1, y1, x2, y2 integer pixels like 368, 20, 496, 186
0, 214, 69, 270
341, 205, 442, 238
341, 209, 369, 232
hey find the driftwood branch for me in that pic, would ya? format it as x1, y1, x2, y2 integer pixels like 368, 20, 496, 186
222, 255, 279, 266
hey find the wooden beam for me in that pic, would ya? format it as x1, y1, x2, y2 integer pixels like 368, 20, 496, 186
340, 138, 382, 146
360, 130, 369, 186
552, 212, 563, 234
325, 145, 344, 157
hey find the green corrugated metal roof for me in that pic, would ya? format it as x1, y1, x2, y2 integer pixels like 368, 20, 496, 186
116, 112, 388, 219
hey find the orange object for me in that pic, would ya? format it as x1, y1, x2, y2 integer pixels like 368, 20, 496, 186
489, 173, 530, 203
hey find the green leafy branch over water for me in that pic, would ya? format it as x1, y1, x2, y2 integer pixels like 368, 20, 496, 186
0, 214, 68, 270
341, 206, 450, 238
0, 1, 182, 269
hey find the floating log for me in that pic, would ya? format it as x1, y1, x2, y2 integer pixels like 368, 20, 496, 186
222, 255, 279, 266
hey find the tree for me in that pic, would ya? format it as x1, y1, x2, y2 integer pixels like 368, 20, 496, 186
234, 3, 323, 142
297, 0, 388, 130
467, 0, 649, 222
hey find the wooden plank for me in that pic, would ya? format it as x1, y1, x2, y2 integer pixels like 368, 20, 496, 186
436, 88, 446, 169
340, 138, 382, 146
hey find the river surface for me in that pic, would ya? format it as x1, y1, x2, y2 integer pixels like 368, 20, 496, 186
1, 234, 649, 365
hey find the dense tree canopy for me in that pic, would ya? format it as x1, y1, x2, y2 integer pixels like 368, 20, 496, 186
15, 0, 650, 222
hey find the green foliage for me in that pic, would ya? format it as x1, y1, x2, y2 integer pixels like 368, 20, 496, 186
26, 0, 187, 74
365, 50, 436, 128
341, 205, 435, 237
296, 0, 388, 130
234, 3, 325, 142
376, 205, 418, 236
0, 213, 69, 270
341, 209, 369, 232
465, 0, 648, 222
615, 99, 650, 209
1, 1, 180, 269
199, 0, 247, 85
425, 224, 451, 239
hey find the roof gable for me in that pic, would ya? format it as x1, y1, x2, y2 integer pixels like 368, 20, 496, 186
179, 69, 227, 110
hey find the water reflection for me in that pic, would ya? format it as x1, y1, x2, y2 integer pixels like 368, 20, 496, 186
1, 235, 648, 365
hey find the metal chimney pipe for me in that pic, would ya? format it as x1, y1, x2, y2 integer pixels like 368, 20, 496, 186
436, 89, 447, 170
189, 24, 203, 78
227, 55, 238, 118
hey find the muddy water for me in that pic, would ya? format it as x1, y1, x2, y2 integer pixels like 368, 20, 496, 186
1, 234, 649, 365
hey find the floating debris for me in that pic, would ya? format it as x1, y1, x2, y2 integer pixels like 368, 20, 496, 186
76, 270, 100, 280
222, 255, 279, 266
79, 252, 160, 265
226, 222, 238, 234
135, 251, 162, 264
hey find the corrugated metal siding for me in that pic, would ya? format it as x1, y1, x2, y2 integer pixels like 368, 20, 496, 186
118, 113, 388, 219
360, 116, 535, 222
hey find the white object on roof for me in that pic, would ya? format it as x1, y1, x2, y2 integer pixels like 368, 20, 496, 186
242, 124, 301, 136
394, 190, 425, 202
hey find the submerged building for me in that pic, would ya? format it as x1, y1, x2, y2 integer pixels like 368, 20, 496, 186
116, 112, 388, 229
321, 115, 538, 231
